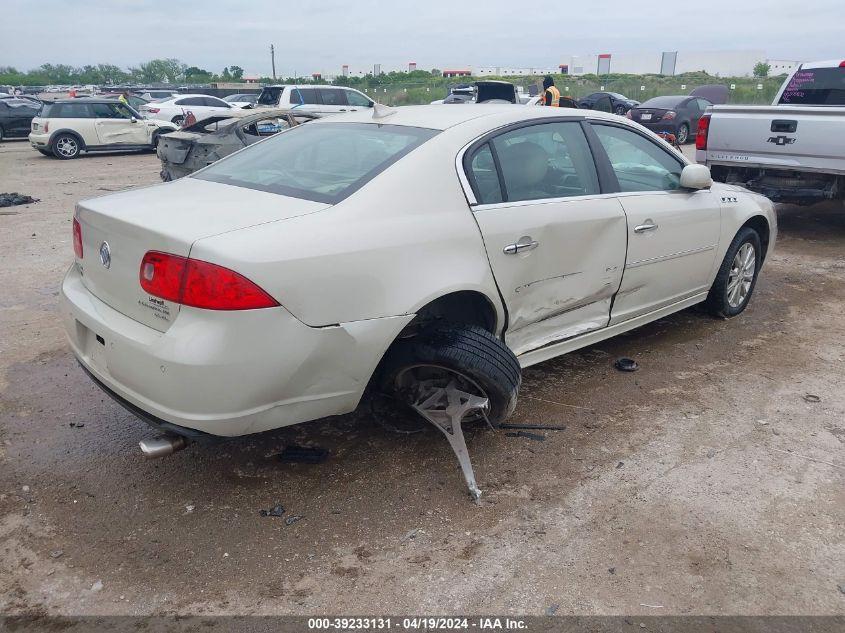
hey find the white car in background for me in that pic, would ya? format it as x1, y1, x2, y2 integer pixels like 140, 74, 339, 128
256, 84, 374, 114
222, 93, 259, 108
140, 94, 233, 125
139, 90, 179, 101
29, 97, 177, 159
62, 105, 775, 497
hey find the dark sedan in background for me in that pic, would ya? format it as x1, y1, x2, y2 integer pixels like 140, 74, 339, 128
0, 98, 40, 141
627, 95, 713, 144
578, 91, 640, 115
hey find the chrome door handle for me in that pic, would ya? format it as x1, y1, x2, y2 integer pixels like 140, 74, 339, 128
634, 222, 659, 233
503, 239, 539, 255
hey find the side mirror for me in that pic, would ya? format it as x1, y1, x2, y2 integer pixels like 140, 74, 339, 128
680, 164, 712, 190
130, 116, 137, 123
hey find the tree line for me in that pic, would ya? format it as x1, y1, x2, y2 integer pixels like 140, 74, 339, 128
0, 58, 452, 87
0, 59, 248, 86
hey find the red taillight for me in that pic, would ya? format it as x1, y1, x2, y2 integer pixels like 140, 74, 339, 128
43, 121, 49, 133
696, 114, 711, 151
140, 251, 279, 311
839, 61, 845, 68
662, 110, 676, 120
72, 217, 83, 258
147, 107, 160, 113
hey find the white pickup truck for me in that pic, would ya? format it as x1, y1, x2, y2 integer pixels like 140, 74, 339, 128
696, 59, 845, 205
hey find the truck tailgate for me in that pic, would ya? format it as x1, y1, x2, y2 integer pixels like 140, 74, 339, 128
702, 105, 845, 174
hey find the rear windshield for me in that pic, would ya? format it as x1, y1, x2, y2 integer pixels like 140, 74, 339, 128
194, 122, 439, 204
639, 96, 684, 109
779, 67, 845, 105
257, 87, 283, 106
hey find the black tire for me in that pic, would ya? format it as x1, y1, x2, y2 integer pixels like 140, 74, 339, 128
51, 133, 81, 159
614, 104, 626, 116
379, 324, 521, 426
172, 115, 185, 126
150, 131, 161, 151
676, 123, 690, 144
704, 227, 762, 318
0, 125, 4, 142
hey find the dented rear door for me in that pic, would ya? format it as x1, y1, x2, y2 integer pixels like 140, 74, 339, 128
466, 121, 627, 356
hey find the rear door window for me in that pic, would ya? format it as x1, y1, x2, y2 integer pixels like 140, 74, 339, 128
288, 88, 320, 105
485, 121, 600, 202
318, 88, 348, 106
779, 67, 845, 105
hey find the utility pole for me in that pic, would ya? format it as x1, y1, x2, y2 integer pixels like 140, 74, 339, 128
270, 44, 276, 80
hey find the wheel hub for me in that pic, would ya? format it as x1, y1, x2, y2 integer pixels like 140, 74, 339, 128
727, 243, 756, 308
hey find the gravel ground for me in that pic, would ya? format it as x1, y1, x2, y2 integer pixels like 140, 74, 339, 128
0, 138, 843, 616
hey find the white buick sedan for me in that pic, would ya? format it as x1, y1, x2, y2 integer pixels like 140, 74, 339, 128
62, 105, 775, 458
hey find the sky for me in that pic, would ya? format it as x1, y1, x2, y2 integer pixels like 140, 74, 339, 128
1, 0, 842, 76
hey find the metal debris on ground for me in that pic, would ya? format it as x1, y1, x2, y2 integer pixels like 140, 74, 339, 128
278, 445, 329, 464
498, 423, 566, 431
803, 394, 821, 403
259, 504, 285, 517
0, 193, 39, 208
69, 422, 84, 428
504, 430, 545, 442
614, 357, 640, 372
284, 515, 303, 526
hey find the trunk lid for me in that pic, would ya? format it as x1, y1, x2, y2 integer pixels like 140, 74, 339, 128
630, 108, 673, 123
75, 178, 329, 332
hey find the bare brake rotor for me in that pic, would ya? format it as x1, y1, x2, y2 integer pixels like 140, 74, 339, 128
410, 376, 491, 501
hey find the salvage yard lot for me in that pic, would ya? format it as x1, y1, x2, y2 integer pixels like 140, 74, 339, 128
0, 139, 843, 615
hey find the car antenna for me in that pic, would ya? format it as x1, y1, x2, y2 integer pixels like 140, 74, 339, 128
372, 103, 397, 119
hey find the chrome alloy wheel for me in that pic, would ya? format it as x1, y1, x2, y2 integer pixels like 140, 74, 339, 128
55, 136, 79, 157
727, 242, 756, 308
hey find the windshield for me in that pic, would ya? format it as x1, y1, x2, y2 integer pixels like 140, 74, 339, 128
194, 122, 439, 204
779, 67, 845, 105
258, 87, 283, 106
639, 96, 684, 109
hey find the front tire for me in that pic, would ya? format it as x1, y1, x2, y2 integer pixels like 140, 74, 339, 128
704, 227, 762, 317
172, 115, 185, 126
379, 324, 521, 426
676, 123, 690, 144
614, 105, 626, 116
52, 134, 81, 159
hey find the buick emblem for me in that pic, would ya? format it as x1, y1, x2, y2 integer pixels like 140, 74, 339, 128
99, 241, 111, 269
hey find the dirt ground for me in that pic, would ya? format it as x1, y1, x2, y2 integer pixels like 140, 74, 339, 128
0, 138, 843, 617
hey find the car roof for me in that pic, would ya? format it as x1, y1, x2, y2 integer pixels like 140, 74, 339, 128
800, 59, 845, 69
261, 84, 356, 90
312, 103, 625, 131
49, 97, 123, 104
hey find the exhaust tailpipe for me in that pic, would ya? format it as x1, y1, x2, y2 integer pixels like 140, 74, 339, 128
139, 435, 187, 459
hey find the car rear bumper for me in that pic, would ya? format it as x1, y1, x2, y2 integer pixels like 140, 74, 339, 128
29, 132, 50, 148
61, 264, 412, 437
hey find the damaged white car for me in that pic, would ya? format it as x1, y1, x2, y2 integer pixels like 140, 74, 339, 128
62, 105, 776, 498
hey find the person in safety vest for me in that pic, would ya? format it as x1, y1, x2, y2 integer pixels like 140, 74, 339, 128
118, 91, 130, 106
541, 75, 560, 107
